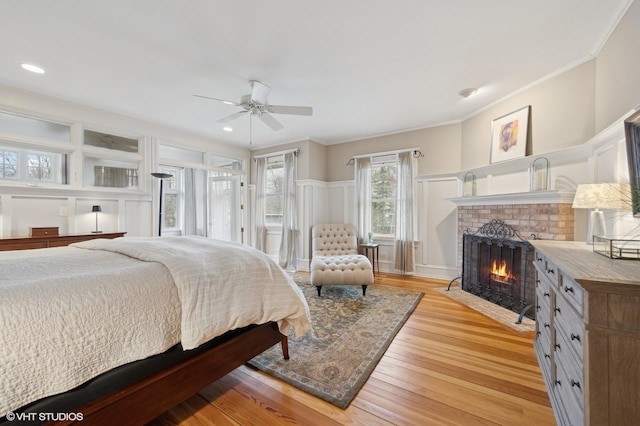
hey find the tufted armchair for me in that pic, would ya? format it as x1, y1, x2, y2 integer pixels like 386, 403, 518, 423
310, 224, 374, 296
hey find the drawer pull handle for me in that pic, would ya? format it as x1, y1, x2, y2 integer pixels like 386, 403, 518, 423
554, 307, 561, 314
544, 353, 550, 359
536, 305, 541, 312
555, 380, 562, 386
571, 380, 581, 390
544, 323, 550, 328
543, 292, 550, 298
554, 343, 561, 350
535, 279, 540, 285
564, 286, 574, 293
570, 333, 581, 342
536, 331, 541, 337
537, 256, 542, 262
547, 268, 555, 275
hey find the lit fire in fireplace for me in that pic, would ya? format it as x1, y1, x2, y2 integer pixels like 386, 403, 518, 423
490, 259, 516, 284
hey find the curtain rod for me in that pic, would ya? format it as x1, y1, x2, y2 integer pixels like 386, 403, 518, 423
253, 148, 300, 160
345, 147, 424, 165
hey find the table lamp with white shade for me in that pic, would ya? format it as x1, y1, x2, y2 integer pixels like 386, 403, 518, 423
572, 183, 631, 243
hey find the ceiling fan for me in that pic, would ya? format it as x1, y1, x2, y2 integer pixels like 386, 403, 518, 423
194, 80, 313, 132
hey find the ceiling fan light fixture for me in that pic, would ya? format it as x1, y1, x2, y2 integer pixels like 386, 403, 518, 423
197, 79, 312, 136
458, 87, 478, 98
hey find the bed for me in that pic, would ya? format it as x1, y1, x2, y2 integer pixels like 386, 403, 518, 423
0, 236, 311, 424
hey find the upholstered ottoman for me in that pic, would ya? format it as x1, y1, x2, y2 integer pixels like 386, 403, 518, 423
310, 224, 374, 296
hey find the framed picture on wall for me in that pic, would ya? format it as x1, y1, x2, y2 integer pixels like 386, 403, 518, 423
490, 105, 530, 163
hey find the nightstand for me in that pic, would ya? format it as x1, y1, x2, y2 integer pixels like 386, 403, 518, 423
360, 243, 380, 275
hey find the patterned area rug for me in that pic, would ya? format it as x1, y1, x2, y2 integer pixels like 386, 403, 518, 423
249, 273, 423, 409
435, 287, 535, 332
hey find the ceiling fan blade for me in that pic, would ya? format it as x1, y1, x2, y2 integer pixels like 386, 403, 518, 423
268, 105, 313, 116
193, 94, 239, 106
258, 112, 284, 131
250, 80, 271, 105
217, 111, 247, 123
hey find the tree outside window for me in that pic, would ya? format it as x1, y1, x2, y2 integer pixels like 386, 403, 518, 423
371, 161, 396, 236
28, 153, 53, 180
265, 161, 284, 225
160, 166, 182, 231
0, 150, 18, 178
0, 146, 66, 183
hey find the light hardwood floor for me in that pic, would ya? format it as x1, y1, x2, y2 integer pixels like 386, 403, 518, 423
149, 273, 555, 426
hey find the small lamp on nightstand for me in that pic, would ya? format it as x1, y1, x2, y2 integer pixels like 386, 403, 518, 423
572, 183, 630, 243
91, 205, 102, 234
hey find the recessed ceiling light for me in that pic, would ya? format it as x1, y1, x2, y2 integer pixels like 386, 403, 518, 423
222, 101, 234, 105
458, 88, 478, 98
20, 63, 46, 74
223, 126, 233, 132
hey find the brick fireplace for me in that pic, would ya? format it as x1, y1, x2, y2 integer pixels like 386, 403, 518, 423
457, 202, 574, 266
450, 192, 576, 321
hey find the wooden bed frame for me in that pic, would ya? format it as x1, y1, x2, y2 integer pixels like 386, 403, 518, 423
50, 322, 288, 425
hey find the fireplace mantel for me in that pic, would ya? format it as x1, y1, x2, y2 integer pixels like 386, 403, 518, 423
448, 189, 575, 207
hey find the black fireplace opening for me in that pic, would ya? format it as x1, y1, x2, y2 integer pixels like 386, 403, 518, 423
461, 219, 536, 321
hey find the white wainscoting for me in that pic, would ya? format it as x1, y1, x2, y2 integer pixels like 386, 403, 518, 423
0, 192, 150, 238
298, 177, 461, 280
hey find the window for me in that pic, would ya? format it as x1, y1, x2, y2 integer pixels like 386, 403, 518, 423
209, 171, 242, 242
84, 130, 138, 153
0, 145, 68, 184
265, 158, 284, 225
83, 131, 141, 189
0, 111, 70, 143
159, 166, 182, 232
83, 157, 139, 188
0, 150, 18, 178
210, 154, 243, 170
371, 159, 396, 236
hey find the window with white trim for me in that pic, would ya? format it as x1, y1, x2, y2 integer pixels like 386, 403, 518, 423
159, 166, 183, 233
265, 157, 284, 226
371, 156, 397, 237
0, 145, 68, 184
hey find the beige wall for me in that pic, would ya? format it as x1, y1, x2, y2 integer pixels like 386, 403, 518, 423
255, 2, 640, 181
595, 0, 640, 133
250, 138, 327, 181
460, 60, 596, 170
325, 123, 462, 182
306, 139, 328, 181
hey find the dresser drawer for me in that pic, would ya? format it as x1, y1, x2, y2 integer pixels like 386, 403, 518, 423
534, 249, 546, 274
554, 361, 585, 426
558, 274, 584, 316
554, 330, 584, 407
554, 294, 585, 362
534, 336, 553, 384
536, 301, 553, 343
535, 249, 560, 287
535, 265, 554, 305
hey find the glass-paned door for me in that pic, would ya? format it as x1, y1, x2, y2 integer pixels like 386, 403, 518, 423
209, 171, 243, 243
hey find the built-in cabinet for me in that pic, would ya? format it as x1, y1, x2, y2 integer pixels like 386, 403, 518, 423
532, 240, 640, 425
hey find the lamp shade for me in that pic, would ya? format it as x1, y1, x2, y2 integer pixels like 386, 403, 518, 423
91, 205, 102, 213
572, 183, 631, 210
151, 172, 173, 179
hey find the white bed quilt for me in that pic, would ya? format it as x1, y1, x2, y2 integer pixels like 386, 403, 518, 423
0, 236, 311, 417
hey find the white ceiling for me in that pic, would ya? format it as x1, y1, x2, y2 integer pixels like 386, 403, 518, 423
0, 1, 632, 149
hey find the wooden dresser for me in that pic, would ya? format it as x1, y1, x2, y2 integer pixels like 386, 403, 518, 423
532, 240, 640, 426
0, 232, 126, 251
